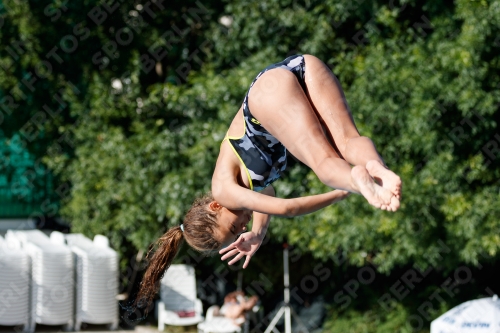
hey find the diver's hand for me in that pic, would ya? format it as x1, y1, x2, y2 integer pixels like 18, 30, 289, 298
219, 231, 263, 268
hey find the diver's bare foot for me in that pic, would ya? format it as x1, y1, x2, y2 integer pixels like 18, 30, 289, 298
351, 166, 400, 211
366, 160, 402, 200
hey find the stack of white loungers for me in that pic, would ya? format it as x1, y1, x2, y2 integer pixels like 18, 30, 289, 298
0, 235, 31, 331
5, 230, 74, 332
58, 232, 119, 331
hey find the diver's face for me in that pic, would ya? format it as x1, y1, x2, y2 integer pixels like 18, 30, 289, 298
209, 201, 252, 247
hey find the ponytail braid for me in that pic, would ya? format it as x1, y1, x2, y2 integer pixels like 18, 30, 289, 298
135, 192, 222, 313
135, 226, 183, 311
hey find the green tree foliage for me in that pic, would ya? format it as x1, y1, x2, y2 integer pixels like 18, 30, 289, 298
322, 303, 418, 333
1, 0, 225, 252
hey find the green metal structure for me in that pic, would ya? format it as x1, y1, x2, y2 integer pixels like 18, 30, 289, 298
0, 132, 58, 218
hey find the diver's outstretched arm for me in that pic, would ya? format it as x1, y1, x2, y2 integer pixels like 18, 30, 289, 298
213, 180, 350, 217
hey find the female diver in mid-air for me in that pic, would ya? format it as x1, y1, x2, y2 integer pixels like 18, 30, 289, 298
136, 54, 402, 308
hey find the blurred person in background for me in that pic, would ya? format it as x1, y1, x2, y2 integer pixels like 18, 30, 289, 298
218, 291, 259, 326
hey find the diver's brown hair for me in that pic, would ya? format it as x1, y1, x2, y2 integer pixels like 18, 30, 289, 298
135, 192, 222, 312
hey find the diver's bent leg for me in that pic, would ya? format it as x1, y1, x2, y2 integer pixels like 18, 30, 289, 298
247, 68, 398, 210
303, 55, 401, 200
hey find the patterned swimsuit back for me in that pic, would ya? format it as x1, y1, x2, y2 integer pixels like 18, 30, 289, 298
224, 54, 307, 191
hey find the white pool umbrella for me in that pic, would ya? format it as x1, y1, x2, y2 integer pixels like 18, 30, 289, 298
431, 295, 500, 333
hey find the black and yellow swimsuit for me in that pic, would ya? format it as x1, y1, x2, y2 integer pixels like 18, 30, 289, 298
222, 55, 307, 191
